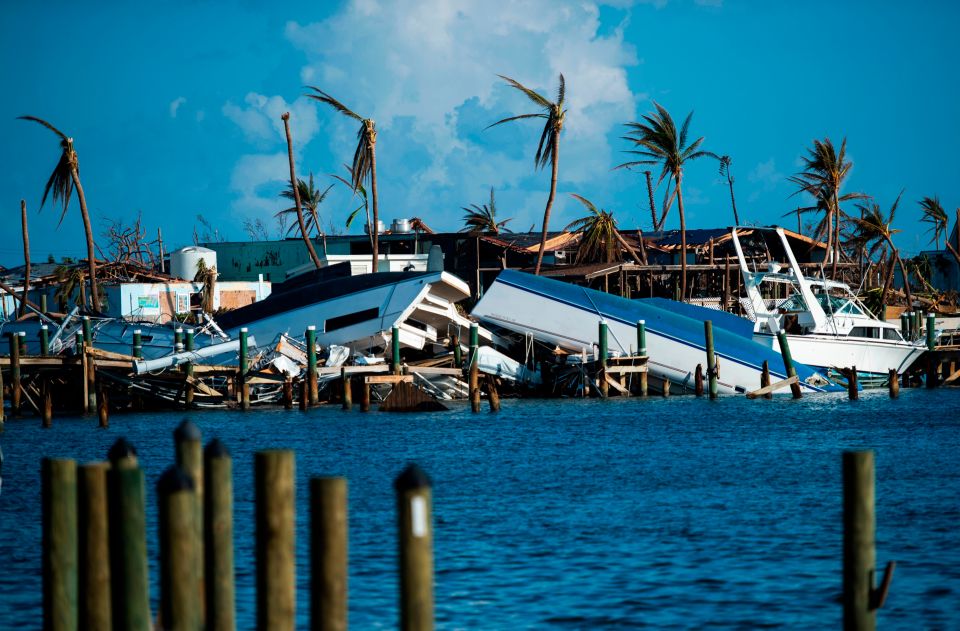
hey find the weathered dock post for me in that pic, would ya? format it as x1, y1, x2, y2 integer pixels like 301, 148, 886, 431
78, 462, 111, 631
597, 320, 609, 398
96, 382, 109, 428
299, 379, 308, 412
775, 331, 802, 399
888, 369, 899, 399
107, 440, 151, 631
469, 323, 480, 413
41, 377, 53, 427
40, 293, 48, 315
843, 450, 894, 631
395, 464, 434, 631
899, 313, 908, 340
239, 328, 251, 410
19, 330, 27, 356
42, 458, 77, 631
306, 325, 319, 405
132, 329, 143, 359
913, 311, 922, 342
283, 379, 294, 410
761, 360, 772, 400
9, 332, 21, 416
661, 378, 671, 397
360, 378, 371, 413
694, 364, 704, 396
158, 466, 200, 631
204, 439, 235, 631
82, 319, 96, 414
704, 320, 718, 399
486, 375, 501, 412
311, 477, 348, 631
452, 334, 462, 367
637, 320, 648, 397
847, 367, 859, 400
74, 330, 84, 357
341, 367, 352, 410
40, 324, 50, 356
926, 313, 938, 389
256, 450, 296, 631
175, 420, 204, 615
82, 315, 92, 347
185, 328, 196, 406
174, 327, 184, 354
392, 325, 402, 375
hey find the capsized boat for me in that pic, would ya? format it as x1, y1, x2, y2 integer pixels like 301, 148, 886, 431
471, 269, 841, 395
731, 227, 926, 386
216, 263, 492, 355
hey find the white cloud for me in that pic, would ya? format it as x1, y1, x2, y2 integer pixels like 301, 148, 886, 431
747, 157, 785, 202
282, 0, 640, 230
228, 153, 291, 216
222, 92, 319, 148
169, 96, 186, 118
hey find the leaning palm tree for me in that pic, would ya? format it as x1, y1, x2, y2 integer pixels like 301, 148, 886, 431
788, 137, 867, 279
19, 116, 100, 311
277, 173, 334, 255
332, 164, 374, 253
718, 155, 740, 225
919, 196, 960, 267
851, 192, 912, 310
616, 102, 716, 300
487, 74, 566, 275
54, 264, 85, 311
305, 88, 380, 272
460, 188, 512, 235
564, 194, 641, 265
280, 112, 322, 268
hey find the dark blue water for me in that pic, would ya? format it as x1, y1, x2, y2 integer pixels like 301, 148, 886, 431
1, 390, 959, 628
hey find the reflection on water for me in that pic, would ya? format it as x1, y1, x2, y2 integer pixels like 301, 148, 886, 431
1, 389, 958, 628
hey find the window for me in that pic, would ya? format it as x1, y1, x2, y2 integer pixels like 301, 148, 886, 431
837, 302, 863, 316
849, 327, 880, 339
325, 307, 379, 332
883, 329, 902, 341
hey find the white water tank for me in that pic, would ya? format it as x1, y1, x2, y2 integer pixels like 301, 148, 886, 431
170, 246, 217, 280
364, 220, 386, 234
391, 218, 412, 233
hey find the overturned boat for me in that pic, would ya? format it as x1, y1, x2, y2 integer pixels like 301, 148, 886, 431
471, 269, 841, 395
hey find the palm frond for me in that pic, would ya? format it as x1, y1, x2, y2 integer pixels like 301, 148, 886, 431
496, 75, 551, 109
484, 113, 546, 130
18, 115, 68, 140
303, 87, 363, 121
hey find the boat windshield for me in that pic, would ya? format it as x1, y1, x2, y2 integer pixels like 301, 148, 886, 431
778, 294, 808, 312
813, 294, 846, 313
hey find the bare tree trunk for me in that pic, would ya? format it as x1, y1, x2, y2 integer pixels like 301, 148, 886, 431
831, 190, 841, 279
677, 175, 688, 301
370, 139, 380, 273
727, 175, 740, 225
879, 254, 895, 307
644, 171, 657, 230
796, 208, 802, 235
823, 208, 834, 273
889, 239, 913, 310
534, 129, 559, 276
70, 168, 99, 311
20, 200, 30, 318
613, 230, 642, 265
281, 113, 322, 269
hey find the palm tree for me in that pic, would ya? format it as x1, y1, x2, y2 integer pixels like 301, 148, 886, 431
788, 137, 867, 279
19, 116, 100, 311
305, 88, 380, 272
487, 74, 566, 275
564, 194, 641, 265
718, 156, 740, 225
54, 264, 85, 311
332, 165, 374, 253
616, 102, 716, 300
851, 192, 912, 310
280, 112, 322, 269
919, 196, 960, 268
461, 188, 512, 235
277, 174, 334, 255
643, 171, 658, 231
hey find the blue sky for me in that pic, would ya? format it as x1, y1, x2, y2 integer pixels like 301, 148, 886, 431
2, 0, 958, 266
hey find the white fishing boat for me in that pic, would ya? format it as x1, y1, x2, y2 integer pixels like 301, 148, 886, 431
471, 269, 841, 395
731, 227, 927, 385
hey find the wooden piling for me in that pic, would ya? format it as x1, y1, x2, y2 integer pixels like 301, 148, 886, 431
394, 464, 434, 631
184, 328, 195, 406
19, 330, 27, 356
704, 320, 718, 399
41, 377, 53, 427
341, 368, 352, 410
661, 378, 670, 397
283, 379, 293, 410
306, 326, 319, 405
299, 379, 308, 412
486, 375, 501, 412
82, 316, 92, 347
78, 462, 111, 631
239, 328, 250, 410
761, 360, 772, 400
598, 321, 609, 398
175, 420, 204, 616
256, 450, 296, 631
469, 324, 480, 412
847, 367, 859, 400
888, 369, 899, 398
41, 292, 48, 315
204, 439, 235, 631
96, 382, 109, 428
42, 458, 77, 631
9, 333, 21, 416
107, 442, 150, 631
775, 331, 803, 399
40, 324, 50, 356
451, 334, 462, 367
310, 477, 348, 631
158, 466, 200, 631
132, 329, 142, 359
694, 364, 704, 396
360, 380, 370, 413
843, 450, 876, 631
392, 325, 402, 375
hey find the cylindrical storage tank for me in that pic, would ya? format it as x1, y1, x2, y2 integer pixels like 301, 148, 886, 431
364, 220, 386, 235
170, 246, 218, 280
391, 218, 411, 233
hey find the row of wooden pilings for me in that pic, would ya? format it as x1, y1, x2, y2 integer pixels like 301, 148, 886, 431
40, 430, 894, 630
41, 420, 435, 631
